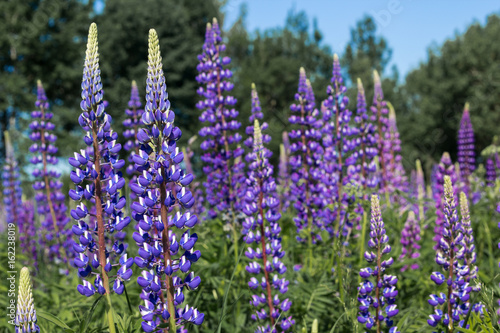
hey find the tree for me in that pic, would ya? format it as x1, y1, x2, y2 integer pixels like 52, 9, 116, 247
401, 14, 500, 168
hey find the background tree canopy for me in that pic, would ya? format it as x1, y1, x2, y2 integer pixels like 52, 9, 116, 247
1, 0, 500, 180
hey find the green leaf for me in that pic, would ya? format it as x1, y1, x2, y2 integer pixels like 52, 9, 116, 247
37, 310, 75, 332
79, 295, 104, 333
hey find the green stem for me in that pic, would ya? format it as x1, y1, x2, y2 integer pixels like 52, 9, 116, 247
358, 211, 368, 284
232, 222, 239, 268
105, 294, 116, 333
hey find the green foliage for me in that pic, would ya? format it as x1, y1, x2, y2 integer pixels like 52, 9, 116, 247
401, 14, 500, 167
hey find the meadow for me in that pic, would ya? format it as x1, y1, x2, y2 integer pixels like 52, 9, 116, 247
1, 16, 500, 333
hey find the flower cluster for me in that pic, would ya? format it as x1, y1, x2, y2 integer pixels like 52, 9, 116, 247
354, 78, 378, 190
183, 138, 206, 217
15, 267, 40, 333
131, 29, 203, 332
278, 133, 291, 212
69, 23, 132, 298
399, 211, 420, 271
29, 80, 72, 265
428, 176, 481, 330
123, 80, 144, 175
18, 202, 38, 269
485, 158, 496, 187
457, 103, 475, 195
382, 105, 408, 207
2, 132, 23, 227
370, 70, 389, 190
196, 17, 245, 220
242, 114, 294, 331
357, 195, 399, 332
288, 68, 325, 243
433, 152, 458, 249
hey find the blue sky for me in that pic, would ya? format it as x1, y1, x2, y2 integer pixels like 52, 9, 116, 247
223, 0, 500, 78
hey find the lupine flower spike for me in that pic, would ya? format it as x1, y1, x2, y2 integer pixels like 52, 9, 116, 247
289, 68, 325, 243
371, 70, 389, 190
2, 131, 23, 229
242, 116, 294, 332
485, 158, 496, 187
30, 80, 72, 268
457, 103, 475, 197
357, 195, 399, 332
415, 159, 426, 221
196, 18, 245, 221
399, 211, 420, 271
131, 29, 203, 332
69, 24, 132, 333
15, 267, 40, 333
427, 176, 479, 331
433, 152, 458, 249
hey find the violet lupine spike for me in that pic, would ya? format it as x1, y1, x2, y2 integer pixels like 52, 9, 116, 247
321, 54, 358, 237
399, 211, 420, 271
196, 18, 245, 221
485, 158, 496, 187
131, 29, 203, 332
457, 103, 475, 196
30, 80, 73, 267
242, 118, 294, 332
69, 23, 133, 299
383, 104, 408, 208
433, 152, 458, 249
289, 67, 325, 243
123, 80, 144, 175
357, 195, 399, 332
459, 192, 480, 294
371, 70, 390, 191
2, 131, 23, 228
18, 201, 38, 269
428, 176, 479, 330
355, 78, 378, 190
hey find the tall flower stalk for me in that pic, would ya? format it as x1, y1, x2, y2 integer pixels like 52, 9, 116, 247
29, 80, 72, 267
123, 80, 144, 176
18, 202, 38, 269
289, 68, 325, 243
427, 176, 480, 331
433, 153, 458, 249
2, 131, 23, 229
457, 103, 475, 196
242, 113, 294, 331
371, 71, 389, 191
69, 23, 132, 333
15, 267, 40, 333
131, 29, 203, 332
485, 158, 496, 187
399, 211, 420, 271
357, 195, 399, 332
196, 18, 244, 264
196, 18, 244, 220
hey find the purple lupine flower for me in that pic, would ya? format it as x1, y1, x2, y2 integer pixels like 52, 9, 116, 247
289, 68, 325, 243
357, 195, 399, 332
399, 211, 420, 271
485, 158, 496, 187
457, 103, 475, 196
196, 18, 245, 222
131, 29, 203, 332
242, 116, 294, 332
381, 104, 408, 209
355, 78, 378, 190
428, 176, 477, 329
123, 80, 144, 175
321, 54, 360, 237
459, 192, 480, 293
2, 131, 23, 228
18, 201, 38, 269
182, 137, 206, 217
433, 152, 458, 249
30, 80, 73, 267
69, 23, 132, 300
371, 70, 389, 190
